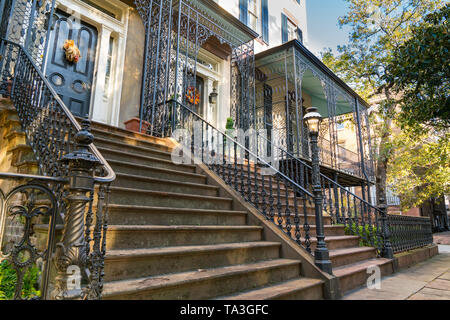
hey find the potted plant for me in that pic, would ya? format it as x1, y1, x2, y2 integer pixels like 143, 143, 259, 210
224, 117, 234, 144
124, 117, 151, 134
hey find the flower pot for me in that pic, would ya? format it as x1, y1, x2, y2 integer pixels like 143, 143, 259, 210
124, 117, 151, 134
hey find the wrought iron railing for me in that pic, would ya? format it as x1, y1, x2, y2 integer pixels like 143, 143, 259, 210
253, 129, 389, 255
0, 39, 115, 300
152, 99, 326, 258
267, 128, 369, 179
388, 215, 433, 253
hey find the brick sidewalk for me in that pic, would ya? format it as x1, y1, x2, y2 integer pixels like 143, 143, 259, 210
342, 248, 450, 300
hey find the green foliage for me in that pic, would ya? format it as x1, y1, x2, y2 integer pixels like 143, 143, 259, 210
388, 129, 450, 210
321, 0, 442, 101
345, 223, 383, 249
385, 4, 450, 131
225, 117, 234, 130
0, 260, 41, 300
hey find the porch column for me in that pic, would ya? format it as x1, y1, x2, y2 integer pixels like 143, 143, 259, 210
91, 25, 113, 124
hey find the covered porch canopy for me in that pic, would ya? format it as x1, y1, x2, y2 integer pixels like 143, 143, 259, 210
255, 40, 374, 186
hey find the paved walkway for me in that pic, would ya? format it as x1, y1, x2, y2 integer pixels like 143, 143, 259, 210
434, 231, 450, 245
343, 246, 450, 300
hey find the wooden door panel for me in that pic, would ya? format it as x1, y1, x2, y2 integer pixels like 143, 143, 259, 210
46, 10, 98, 118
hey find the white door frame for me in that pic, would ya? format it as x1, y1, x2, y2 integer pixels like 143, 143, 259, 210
51, 0, 130, 127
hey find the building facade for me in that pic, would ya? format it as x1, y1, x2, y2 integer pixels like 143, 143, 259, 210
3, 0, 432, 301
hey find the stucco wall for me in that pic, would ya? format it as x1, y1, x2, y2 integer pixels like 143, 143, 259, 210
216, 0, 308, 53
118, 8, 145, 128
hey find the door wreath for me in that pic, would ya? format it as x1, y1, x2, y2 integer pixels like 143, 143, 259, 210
63, 40, 81, 63
185, 86, 200, 105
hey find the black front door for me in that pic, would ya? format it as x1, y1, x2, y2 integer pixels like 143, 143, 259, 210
46, 10, 98, 117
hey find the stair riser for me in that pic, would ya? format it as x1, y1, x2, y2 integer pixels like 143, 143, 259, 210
103, 150, 195, 173
106, 228, 262, 249
281, 226, 345, 237
104, 245, 281, 281
257, 203, 316, 216
110, 162, 206, 184
272, 284, 324, 300
109, 190, 232, 210
112, 177, 218, 197
108, 209, 246, 226
92, 129, 171, 152
306, 238, 361, 252
103, 263, 301, 300
331, 249, 377, 268
338, 262, 394, 293
95, 140, 173, 161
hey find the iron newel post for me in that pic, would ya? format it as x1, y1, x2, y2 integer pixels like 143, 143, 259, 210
304, 107, 333, 275
52, 119, 100, 300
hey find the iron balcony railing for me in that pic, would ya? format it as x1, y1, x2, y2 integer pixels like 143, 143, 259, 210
388, 215, 434, 253
0, 39, 115, 300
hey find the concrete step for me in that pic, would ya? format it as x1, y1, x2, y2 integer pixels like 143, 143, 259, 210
100, 147, 196, 173
109, 187, 233, 210
94, 136, 173, 161
108, 159, 207, 184
328, 247, 378, 268
333, 258, 394, 293
90, 125, 172, 152
104, 241, 281, 282
253, 199, 316, 215
107, 205, 247, 226
282, 225, 346, 237
217, 278, 324, 300
112, 173, 218, 197
102, 259, 301, 300
106, 225, 263, 250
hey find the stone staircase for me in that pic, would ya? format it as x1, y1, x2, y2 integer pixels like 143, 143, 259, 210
89, 122, 394, 299
89, 123, 325, 300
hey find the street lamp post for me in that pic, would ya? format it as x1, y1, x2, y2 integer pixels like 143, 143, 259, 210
304, 107, 333, 275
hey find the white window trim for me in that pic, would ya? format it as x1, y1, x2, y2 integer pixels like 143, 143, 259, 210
53, 0, 129, 127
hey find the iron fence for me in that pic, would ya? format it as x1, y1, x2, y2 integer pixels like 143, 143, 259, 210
388, 215, 433, 253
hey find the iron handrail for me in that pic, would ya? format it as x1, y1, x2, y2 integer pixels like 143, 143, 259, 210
1, 39, 115, 185
0, 172, 67, 183
167, 99, 314, 199
254, 129, 381, 213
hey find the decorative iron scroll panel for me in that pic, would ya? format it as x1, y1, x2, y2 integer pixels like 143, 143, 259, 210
0, 181, 59, 300
134, 0, 255, 136
1, 0, 56, 68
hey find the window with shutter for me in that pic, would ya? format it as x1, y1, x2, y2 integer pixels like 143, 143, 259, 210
281, 13, 288, 43
239, 0, 248, 25
261, 0, 268, 43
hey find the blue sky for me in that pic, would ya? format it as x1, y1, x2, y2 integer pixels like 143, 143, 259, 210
306, 0, 351, 56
